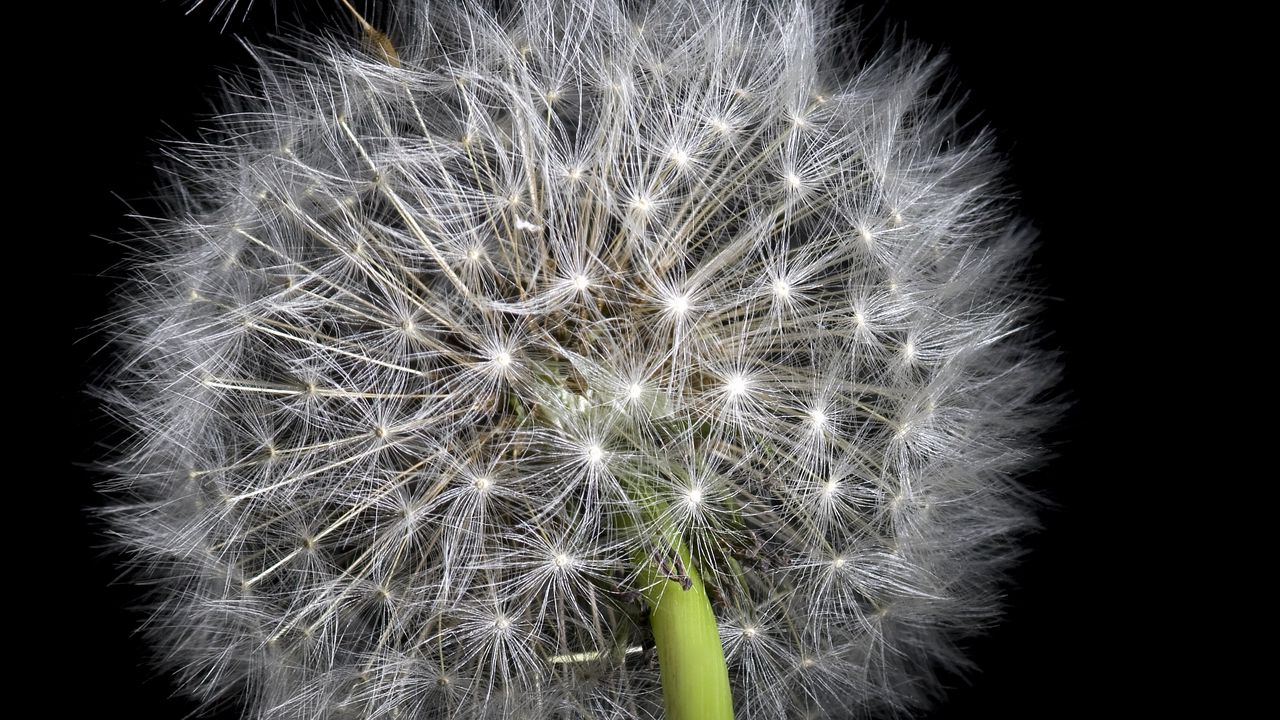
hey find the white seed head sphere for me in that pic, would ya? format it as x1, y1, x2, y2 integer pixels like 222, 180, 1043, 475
102, 1, 1060, 718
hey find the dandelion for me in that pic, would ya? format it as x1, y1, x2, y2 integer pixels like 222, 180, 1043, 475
100, 1, 1060, 718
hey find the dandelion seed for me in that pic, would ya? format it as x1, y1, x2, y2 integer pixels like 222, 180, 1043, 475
630, 193, 655, 215
686, 486, 704, 508
771, 278, 792, 299
723, 373, 750, 398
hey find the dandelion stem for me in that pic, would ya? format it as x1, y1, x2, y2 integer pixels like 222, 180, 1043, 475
634, 529, 735, 720
525, 371, 734, 718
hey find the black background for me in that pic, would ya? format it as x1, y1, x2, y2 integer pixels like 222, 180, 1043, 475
60, 2, 1144, 718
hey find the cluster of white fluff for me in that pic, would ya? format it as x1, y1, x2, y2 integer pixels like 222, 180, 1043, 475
102, 1, 1058, 718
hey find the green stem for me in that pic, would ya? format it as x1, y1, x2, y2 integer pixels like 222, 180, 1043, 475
524, 379, 734, 718
635, 535, 735, 720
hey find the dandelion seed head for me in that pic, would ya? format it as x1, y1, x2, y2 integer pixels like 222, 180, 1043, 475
98, 1, 1061, 717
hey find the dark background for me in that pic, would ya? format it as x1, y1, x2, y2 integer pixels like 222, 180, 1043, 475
61, 1, 1143, 717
